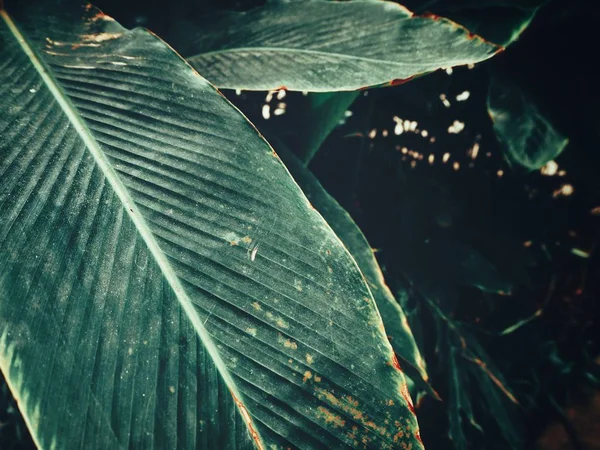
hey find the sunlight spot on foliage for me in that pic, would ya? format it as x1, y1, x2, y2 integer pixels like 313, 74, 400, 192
393, 116, 403, 135
456, 90, 470, 101
540, 160, 558, 176
265, 90, 276, 103
274, 102, 286, 116
439, 93, 451, 108
571, 248, 590, 258
468, 142, 480, 159
553, 184, 574, 198
448, 120, 465, 134
262, 104, 271, 120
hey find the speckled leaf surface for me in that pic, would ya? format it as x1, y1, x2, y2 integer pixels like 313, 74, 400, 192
488, 76, 568, 171
274, 143, 430, 390
173, 0, 500, 92
0, 3, 422, 449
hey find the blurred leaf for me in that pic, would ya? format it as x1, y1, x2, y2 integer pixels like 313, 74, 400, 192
407, 239, 514, 295
0, 2, 423, 449
274, 139, 433, 393
433, 315, 522, 450
463, 335, 522, 449
172, 1, 500, 91
488, 76, 569, 170
296, 91, 359, 164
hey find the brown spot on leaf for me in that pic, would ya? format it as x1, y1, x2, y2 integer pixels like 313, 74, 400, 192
388, 76, 415, 87
278, 334, 298, 350
316, 406, 345, 428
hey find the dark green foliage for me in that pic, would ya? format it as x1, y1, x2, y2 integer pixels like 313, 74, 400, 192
1, 0, 599, 449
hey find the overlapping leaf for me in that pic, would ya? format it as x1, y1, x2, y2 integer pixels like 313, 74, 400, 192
171, 0, 500, 91
274, 142, 430, 390
0, 3, 422, 449
404, 0, 543, 46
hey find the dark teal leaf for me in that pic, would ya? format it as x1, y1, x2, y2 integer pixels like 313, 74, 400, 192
488, 76, 569, 171
296, 91, 360, 164
172, 1, 500, 91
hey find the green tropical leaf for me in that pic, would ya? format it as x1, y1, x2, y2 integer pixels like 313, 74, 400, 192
274, 142, 431, 392
172, 0, 500, 91
0, 3, 423, 449
488, 76, 569, 171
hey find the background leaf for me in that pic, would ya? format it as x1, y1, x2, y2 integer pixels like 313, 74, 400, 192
488, 75, 569, 171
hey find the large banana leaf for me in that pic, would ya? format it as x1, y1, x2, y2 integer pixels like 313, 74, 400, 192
0, 2, 422, 449
172, 0, 500, 91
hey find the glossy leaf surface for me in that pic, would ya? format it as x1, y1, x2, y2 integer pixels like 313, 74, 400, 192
174, 1, 499, 91
0, 3, 422, 449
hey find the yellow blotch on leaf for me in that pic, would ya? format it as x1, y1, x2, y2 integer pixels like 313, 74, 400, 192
278, 334, 298, 350
316, 406, 345, 428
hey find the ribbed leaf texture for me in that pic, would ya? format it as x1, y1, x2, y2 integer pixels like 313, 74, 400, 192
274, 143, 430, 391
0, 2, 422, 449
174, 0, 500, 91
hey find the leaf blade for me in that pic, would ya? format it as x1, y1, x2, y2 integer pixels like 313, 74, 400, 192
174, 1, 500, 91
0, 3, 423, 449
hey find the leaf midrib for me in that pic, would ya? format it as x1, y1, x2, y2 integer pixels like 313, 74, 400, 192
0, 8, 264, 449
191, 45, 489, 68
